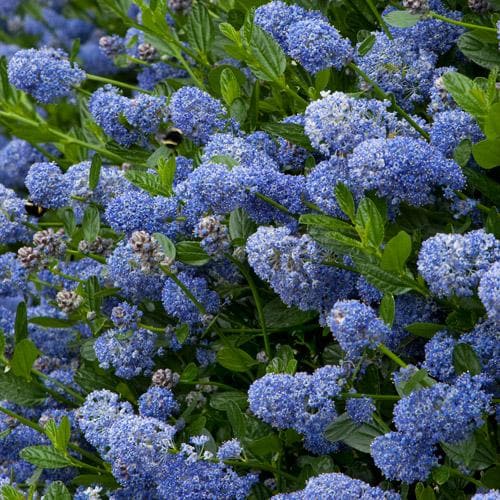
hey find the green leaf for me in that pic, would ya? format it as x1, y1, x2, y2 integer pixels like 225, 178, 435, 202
484, 101, 500, 139
217, 346, 258, 372
29, 317, 77, 328
452, 343, 482, 375
125, 169, 172, 196
10, 339, 40, 380
226, 400, 246, 438
20, 445, 73, 469
357, 33, 376, 56
335, 183, 356, 221
356, 198, 385, 249
463, 166, 500, 205
247, 433, 282, 456
380, 231, 412, 273
342, 422, 385, 453
153, 232, 176, 260
472, 138, 500, 169
70, 38, 81, 64
180, 362, 199, 382
441, 435, 477, 467
398, 369, 434, 396
486, 210, 500, 238
324, 413, 359, 443
0, 371, 46, 406
88, 154, 102, 190
354, 260, 418, 295
442, 72, 489, 120
1, 485, 25, 500
267, 345, 298, 374
82, 205, 100, 242
405, 322, 446, 338
80, 338, 97, 362
14, 301, 28, 344
229, 208, 256, 243
260, 122, 313, 149
186, 3, 214, 56
379, 294, 395, 327
299, 214, 354, 233
315, 68, 331, 92
415, 483, 436, 500
248, 25, 286, 81
432, 466, 451, 486
71, 473, 120, 489
458, 31, 500, 70
263, 298, 317, 328
220, 68, 241, 106
157, 156, 176, 196
57, 208, 77, 237
176, 241, 210, 266
383, 10, 422, 27
175, 323, 190, 344
482, 465, 500, 489
209, 391, 248, 411
219, 22, 242, 45
453, 138, 472, 167
43, 481, 71, 500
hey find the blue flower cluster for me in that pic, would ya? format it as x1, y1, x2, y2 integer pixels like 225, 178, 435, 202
246, 226, 355, 314
372, 373, 492, 482
418, 229, 500, 298
249, 365, 347, 454
0, 0, 498, 497
77, 390, 257, 497
255, 1, 352, 74
89, 85, 166, 147
8, 47, 86, 103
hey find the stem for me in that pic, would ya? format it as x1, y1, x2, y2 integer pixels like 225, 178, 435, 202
429, 12, 497, 32
282, 84, 309, 108
447, 468, 483, 488
224, 459, 297, 482
138, 323, 165, 333
365, 0, 394, 39
347, 63, 430, 141
341, 392, 400, 401
228, 257, 271, 359
33, 369, 85, 404
180, 380, 236, 391
86, 74, 151, 94
0, 404, 104, 465
0, 111, 125, 164
378, 343, 408, 368
162, 268, 207, 315
254, 191, 297, 218
455, 191, 491, 214
66, 249, 107, 264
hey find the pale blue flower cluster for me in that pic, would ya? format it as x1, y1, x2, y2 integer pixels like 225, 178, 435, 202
94, 328, 157, 379
372, 373, 492, 482
8, 47, 86, 103
418, 229, 500, 298
273, 472, 400, 499
246, 226, 355, 314
248, 365, 347, 454
89, 85, 166, 147
327, 300, 391, 359
161, 271, 220, 328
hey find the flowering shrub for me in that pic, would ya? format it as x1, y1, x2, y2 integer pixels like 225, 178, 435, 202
0, 0, 498, 498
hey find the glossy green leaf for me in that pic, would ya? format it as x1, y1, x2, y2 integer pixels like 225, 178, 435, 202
20, 445, 73, 469
217, 346, 258, 372
10, 339, 40, 380
380, 231, 412, 273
